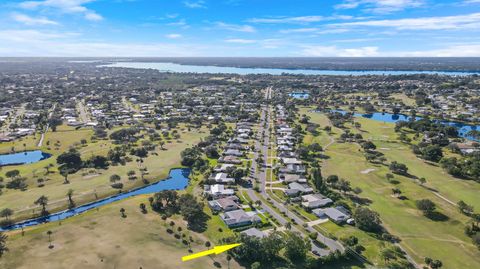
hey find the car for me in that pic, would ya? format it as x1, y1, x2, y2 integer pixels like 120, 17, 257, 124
346, 218, 355, 225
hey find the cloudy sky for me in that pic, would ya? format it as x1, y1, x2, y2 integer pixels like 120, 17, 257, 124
1, 0, 480, 57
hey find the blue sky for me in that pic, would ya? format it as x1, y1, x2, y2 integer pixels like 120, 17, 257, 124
1, 0, 480, 56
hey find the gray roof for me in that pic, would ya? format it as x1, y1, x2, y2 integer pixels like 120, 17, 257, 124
241, 227, 266, 238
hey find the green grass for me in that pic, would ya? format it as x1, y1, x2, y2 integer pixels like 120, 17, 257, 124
0, 195, 242, 269
306, 110, 480, 269
0, 124, 208, 222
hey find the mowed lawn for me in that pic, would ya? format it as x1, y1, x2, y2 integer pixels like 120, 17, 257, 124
0, 125, 208, 221
0, 195, 242, 269
306, 110, 480, 268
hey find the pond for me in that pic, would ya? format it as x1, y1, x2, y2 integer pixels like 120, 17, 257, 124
0, 168, 191, 231
0, 150, 51, 166
331, 110, 480, 141
289, 93, 310, 99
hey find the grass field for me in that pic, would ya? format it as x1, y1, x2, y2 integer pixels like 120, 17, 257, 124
0, 124, 208, 222
0, 195, 242, 269
302, 108, 480, 268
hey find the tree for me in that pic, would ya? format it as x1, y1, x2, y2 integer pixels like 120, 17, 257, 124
362, 141, 377, 151
421, 145, 443, 162
110, 174, 121, 183
57, 149, 82, 171
139, 203, 147, 213
284, 231, 309, 262
311, 168, 324, 191
46, 230, 53, 248
251, 262, 261, 269
59, 167, 70, 184
34, 195, 49, 216
5, 170, 20, 179
380, 248, 396, 264
416, 199, 436, 216
326, 175, 339, 185
389, 161, 408, 175
150, 190, 178, 213
353, 207, 382, 232
457, 200, 474, 215
66, 189, 75, 209
205, 241, 211, 249
392, 188, 402, 197
0, 208, 13, 221
178, 194, 206, 230
120, 208, 126, 218
226, 255, 232, 269
0, 232, 8, 257
430, 259, 443, 269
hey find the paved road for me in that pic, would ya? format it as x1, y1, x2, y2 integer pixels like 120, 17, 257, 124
244, 87, 344, 256
37, 103, 56, 147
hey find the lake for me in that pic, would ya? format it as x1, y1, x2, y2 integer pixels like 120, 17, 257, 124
333, 110, 480, 141
98, 62, 480, 76
289, 93, 310, 99
0, 168, 191, 231
0, 150, 51, 166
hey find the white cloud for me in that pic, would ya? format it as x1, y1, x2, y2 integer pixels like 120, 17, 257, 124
165, 34, 182, 39
214, 22, 256, 32
301, 45, 379, 57
167, 19, 189, 29
19, 0, 103, 21
12, 13, 59, 25
397, 44, 480, 57
280, 28, 350, 34
333, 12, 480, 30
0, 29, 202, 56
248, 15, 353, 24
224, 38, 256, 44
464, 0, 480, 3
336, 0, 424, 13
183, 0, 206, 8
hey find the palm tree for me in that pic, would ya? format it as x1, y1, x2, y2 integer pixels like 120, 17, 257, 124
0, 232, 8, 257
60, 169, 70, 184
46, 230, 53, 249
34, 195, 49, 216
139, 203, 147, 213
66, 189, 75, 209
285, 222, 292, 230
159, 141, 165, 150
226, 255, 232, 269
120, 208, 126, 218
0, 208, 13, 222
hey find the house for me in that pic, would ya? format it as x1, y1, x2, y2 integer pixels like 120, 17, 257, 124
221, 209, 261, 227
280, 164, 306, 174
279, 173, 307, 183
287, 182, 313, 194
209, 172, 235, 184
225, 143, 247, 151
281, 158, 302, 165
218, 156, 243, 164
301, 194, 333, 209
213, 164, 236, 172
313, 206, 350, 224
241, 227, 267, 238
208, 196, 240, 212
223, 149, 244, 157
204, 184, 235, 198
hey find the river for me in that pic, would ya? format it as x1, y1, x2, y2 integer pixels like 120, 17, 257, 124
0, 168, 191, 231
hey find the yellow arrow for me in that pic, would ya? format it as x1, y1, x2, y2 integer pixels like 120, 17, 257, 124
182, 243, 242, 262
